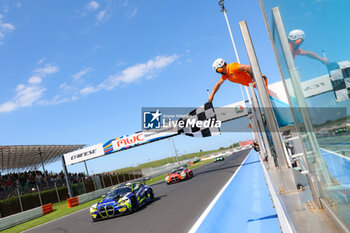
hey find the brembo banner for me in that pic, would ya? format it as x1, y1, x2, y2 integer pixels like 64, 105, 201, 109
64, 144, 104, 166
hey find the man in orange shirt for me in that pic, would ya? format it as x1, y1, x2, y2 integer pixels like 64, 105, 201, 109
208, 58, 269, 103
288, 29, 328, 64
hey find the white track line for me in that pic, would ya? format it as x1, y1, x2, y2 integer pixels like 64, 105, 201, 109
321, 148, 350, 161
188, 151, 250, 233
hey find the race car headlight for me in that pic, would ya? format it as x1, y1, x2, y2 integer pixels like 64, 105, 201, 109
118, 200, 127, 205
118, 198, 130, 205
165, 176, 169, 181
90, 203, 98, 213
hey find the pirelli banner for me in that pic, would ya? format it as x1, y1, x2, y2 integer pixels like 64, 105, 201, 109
64, 144, 105, 166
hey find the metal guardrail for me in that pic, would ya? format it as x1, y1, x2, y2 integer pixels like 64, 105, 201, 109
0, 206, 43, 231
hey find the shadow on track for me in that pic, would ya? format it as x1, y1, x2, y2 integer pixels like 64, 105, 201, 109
247, 214, 278, 222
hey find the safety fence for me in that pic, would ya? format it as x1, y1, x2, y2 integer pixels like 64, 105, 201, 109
0, 170, 142, 218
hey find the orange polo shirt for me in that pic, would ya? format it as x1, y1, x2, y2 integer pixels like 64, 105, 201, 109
221, 63, 253, 86
221, 62, 270, 94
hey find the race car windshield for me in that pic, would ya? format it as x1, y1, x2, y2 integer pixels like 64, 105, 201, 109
105, 187, 132, 199
171, 169, 182, 173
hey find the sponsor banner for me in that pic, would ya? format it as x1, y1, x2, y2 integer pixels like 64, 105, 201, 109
104, 131, 177, 155
215, 100, 248, 122
64, 144, 104, 166
270, 77, 333, 101
301, 75, 333, 98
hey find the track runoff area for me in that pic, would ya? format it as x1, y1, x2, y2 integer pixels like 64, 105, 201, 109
24, 149, 280, 233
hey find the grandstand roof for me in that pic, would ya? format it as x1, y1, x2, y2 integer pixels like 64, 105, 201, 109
0, 145, 85, 171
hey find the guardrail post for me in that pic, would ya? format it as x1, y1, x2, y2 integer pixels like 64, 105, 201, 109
61, 155, 73, 198
36, 184, 43, 206
101, 175, 105, 188
54, 182, 61, 203
16, 187, 23, 212
116, 172, 120, 184
109, 173, 113, 186
92, 176, 97, 191
81, 177, 87, 194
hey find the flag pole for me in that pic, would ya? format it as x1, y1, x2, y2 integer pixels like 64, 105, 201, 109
218, 0, 255, 141
218, 0, 251, 103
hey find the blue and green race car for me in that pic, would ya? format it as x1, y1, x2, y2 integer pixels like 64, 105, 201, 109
90, 182, 154, 221
214, 156, 225, 162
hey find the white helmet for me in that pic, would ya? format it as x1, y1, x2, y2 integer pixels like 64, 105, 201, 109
288, 29, 305, 41
212, 58, 226, 71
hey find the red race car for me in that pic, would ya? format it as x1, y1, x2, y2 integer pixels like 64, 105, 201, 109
165, 167, 193, 185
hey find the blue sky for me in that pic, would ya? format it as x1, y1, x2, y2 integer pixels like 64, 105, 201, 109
0, 0, 282, 174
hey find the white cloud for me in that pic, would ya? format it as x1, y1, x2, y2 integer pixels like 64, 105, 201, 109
36, 58, 46, 65
128, 8, 138, 18
34, 64, 59, 75
0, 63, 59, 113
72, 67, 91, 80
0, 14, 15, 43
0, 102, 17, 112
99, 54, 179, 91
15, 85, 46, 107
96, 10, 107, 21
38, 95, 76, 105
86, 1, 100, 11
80, 86, 99, 95
28, 76, 42, 84
0, 55, 179, 112
0, 22, 14, 31
60, 83, 74, 91
16, 84, 25, 91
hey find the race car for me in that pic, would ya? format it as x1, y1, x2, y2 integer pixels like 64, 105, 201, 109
214, 156, 225, 162
90, 182, 154, 221
165, 167, 193, 184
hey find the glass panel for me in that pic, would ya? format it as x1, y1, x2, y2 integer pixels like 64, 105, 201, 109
260, 0, 350, 229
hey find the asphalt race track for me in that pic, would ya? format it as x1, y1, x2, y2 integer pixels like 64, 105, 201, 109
25, 149, 250, 233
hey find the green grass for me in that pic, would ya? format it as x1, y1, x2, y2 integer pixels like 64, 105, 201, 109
113, 148, 228, 173
2, 198, 100, 233
145, 173, 168, 185
187, 158, 215, 169
144, 158, 215, 185
3, 156, 218, 233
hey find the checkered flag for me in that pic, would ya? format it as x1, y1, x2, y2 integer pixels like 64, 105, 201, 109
328, 61, 350, 102
177, 102, 221, 137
